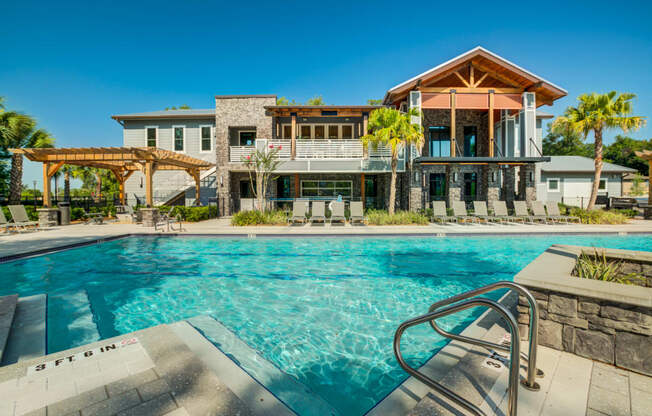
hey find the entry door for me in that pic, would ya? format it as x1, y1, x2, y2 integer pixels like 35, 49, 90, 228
429, 173, 446, 201
429, 126, 451, 157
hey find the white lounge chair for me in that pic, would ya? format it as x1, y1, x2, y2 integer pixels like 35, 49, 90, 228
349, 201, 366, 224
289, 202, 307, 224
489, 201, 513, 223
8, 205, 39, 231
471, 201, 492, 223
330, 201, 346, 224
310, 201, 326, 224
513, 201, 543, 223
431, 201, 455, 224
452, 201, 477, 224
530, 201, 552, 224
545, 202, 580, 224
0, 209, 12, 233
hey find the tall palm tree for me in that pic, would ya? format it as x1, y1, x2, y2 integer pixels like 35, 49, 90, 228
361, 107, 424, 214
552, 92, 645, 210
0, 110, 55, 204
62, 165, 73, 201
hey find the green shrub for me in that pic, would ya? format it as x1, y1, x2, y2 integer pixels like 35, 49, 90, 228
613, 208, 638, 218
575, 249, 645, 285
168, 206, 217, 222
71, 207, 86, 221
366, 209, 429, 225
231, 210, 287, 226
569, 208, 630, 224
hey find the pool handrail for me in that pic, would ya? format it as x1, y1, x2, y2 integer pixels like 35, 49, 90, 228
394, 298, 520, 416
428, 281, 542, 390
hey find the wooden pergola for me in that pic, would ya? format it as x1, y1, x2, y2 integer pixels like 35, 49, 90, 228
635, 150, 652, 205
10, 147, 213, 207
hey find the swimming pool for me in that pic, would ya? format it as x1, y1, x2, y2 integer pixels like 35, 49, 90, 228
1, 234, 650, 415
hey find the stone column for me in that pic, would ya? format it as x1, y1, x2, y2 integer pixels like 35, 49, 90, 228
140, 208, 159, 227
408, 167, 423, 212
503, 166, 516, 203
37, 208, 59, 227
217, 168, 232, 215
519, 164, 536, 202
447, 165, 462, 207
484, 164, 500, 209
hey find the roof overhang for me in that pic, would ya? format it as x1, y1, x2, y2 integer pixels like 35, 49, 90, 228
415, 156, 550, 165
383, 47, 567, 107
264, 105, 382, 117
111, 112, 214, 121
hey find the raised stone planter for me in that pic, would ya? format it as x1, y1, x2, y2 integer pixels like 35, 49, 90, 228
36, 208, 59, 227
515, 245, 652, 376
140, 208, 159, 228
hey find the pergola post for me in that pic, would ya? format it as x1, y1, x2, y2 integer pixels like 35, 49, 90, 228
187, 168, 201, 205
489, 90, 495, 157
110, 169, 134, 205
450, 90, 456, 157
291, 113, 297, 160
145, 161, 155, 207
42, 161, 64, 207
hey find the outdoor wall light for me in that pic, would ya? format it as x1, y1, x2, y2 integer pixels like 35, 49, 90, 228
220, 176, 223, 186
453, 172, 458, 182
529, 171, 534, 182
491, 172, 497, 183
139, 177, 143, 188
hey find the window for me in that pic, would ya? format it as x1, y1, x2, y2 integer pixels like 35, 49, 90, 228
463, 172, 477, 200
300, 125, 311, 138
240, 180, 255, 198
301, 180, 352, 198
463, 126, 477, 157
314, 125, 325, 139
276, 176, 292, 198
341, 125, 353, 139
328, 125, 338, 139
547, 178, 560, 191
239, 131, 256, 146
429, 126, 451, 157
429, 173, 446, 200
200, 125, 212, 152
146, 127, 157, 147
173, 126, 184, 151
598, 179, 607, 191
283, 125, 292, 139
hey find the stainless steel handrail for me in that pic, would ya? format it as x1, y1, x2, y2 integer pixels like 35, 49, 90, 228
394, 298, 520, 416
428, 281, 542, 390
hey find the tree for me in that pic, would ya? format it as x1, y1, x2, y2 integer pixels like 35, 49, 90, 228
542, 124, 593, 157
165, 105, 191, 110
630, 173, 645, 196
603, 135, 652, 174
242, 144, 282, 212
276, 97, 298, 105
0, 108, 55, 204
62, 165, 73, 201
552, 92, 646, 210
367, 99, 383, 105
305, 95, 326, 105
361, 107, 424, 215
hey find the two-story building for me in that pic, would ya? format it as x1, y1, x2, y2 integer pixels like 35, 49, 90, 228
112, 47, 567, 215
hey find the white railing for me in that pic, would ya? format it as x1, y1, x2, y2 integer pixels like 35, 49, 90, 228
268, 140, 292, 158
230, 146, 255, 162
369, 145, 392, 158
296, 139, 363, 159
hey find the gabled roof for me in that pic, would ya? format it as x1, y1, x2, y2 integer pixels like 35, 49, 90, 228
112, 109, 214, 121
541, 156, 636, 173
383, 46, 567, 107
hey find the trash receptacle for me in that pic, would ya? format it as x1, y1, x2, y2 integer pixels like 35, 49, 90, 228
58, 201, 71, 225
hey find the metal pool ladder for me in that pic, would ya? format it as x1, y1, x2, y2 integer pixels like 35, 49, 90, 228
393, 281, 543, 416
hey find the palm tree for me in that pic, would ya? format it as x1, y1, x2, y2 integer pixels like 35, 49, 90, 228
62, 165, 73, 202
552, 92, 645, 210
361, 107, 424, 214
0, 110, 55, 204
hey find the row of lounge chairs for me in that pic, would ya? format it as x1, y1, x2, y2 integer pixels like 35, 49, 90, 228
290, 201, 366, 225
0, 205, 40, 232
432, 200, 580, 224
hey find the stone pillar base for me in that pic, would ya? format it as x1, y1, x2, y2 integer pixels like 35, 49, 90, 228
140, 208, 159, 227
37, 208, 59, 227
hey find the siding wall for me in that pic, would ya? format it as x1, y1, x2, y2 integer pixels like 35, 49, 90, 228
540, 172, 623, 206
122, 118, 216, 204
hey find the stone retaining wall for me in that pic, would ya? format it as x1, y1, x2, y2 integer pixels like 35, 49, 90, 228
519, 288, 652, 376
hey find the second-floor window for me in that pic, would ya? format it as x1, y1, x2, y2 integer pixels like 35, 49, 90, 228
146, 127, 157, 147
200, 126, 212, 152
463, 126, 477, 157
173, 127, 184, 151
429, 126, 450, 157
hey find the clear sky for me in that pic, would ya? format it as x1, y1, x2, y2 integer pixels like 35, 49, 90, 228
2, 0, 651, 188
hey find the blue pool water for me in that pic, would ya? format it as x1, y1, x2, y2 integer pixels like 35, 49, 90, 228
1, 234, 650, 415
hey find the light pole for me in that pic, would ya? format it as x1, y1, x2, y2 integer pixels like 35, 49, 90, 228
33, 180, 37, 207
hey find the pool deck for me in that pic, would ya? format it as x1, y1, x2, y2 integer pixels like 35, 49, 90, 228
0, 219, 651, 260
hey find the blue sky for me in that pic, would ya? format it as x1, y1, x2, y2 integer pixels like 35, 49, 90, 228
2, 0, 651, 188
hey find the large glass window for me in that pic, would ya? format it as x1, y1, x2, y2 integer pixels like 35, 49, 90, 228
300, 125, 311, 138
341, 125, 353, 139
463, 126, 477, 157
239, 131, 256, 146
283, 125, 292, 139
146, 127, 157, 147
328, 125, 338, 139
429, 173, 446, 200
173, 127, 184, 151
200, 126, 212, 152
314, 125, 325, 139
276, 176, 292, 198
301, 180, 352, 198
463, 172, 477, 200
240, 180, 255, 198
429, 126, 451, 157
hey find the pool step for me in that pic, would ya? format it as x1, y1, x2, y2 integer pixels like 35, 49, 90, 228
187, 314, 340, 416
1, 294, 47, 366
406, 323, 513, 416
0, 294, 19, 363
47, 290, 101, 353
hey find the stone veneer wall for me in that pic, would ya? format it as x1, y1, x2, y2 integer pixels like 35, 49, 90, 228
421, 109, 489, 156
518, 288, 652, 376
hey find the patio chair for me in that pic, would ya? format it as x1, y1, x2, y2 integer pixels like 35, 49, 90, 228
471, 201, 493, 223
289, 201, 307, 224
0, 209, 12, 233
431, 201, 456, 224
349, 201, 366, 224
310, 201, 326, 224
8, 205, 39, 231
83, 209, 104, 224
489, 201, 514, 223
154, 210, 184, 232
119, 205, 140, 223
530, 201, 552, 224
545, 202, 581, 224
513, 201, 542, 223
330, 201, 346, 224
452, 201, 478, 224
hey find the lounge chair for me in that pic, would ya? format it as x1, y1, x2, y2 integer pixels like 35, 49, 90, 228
0, 209, 12, 233
452, 201, 478, 224
513, 201, 542, 223
545, 202, 581, 224
530, 201, 552, 224
289, 202, 307, 224
8, 205, 39, 231
471, 201, 493, 223
310, 201, 326, 224
155, 211, 184, 232
490, 201, 514, 223
330, 201, 346, 224
431, 201, 455, 223
349, 201, 366, 224
117, 205, 140, 223
83, 209, 104, 224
